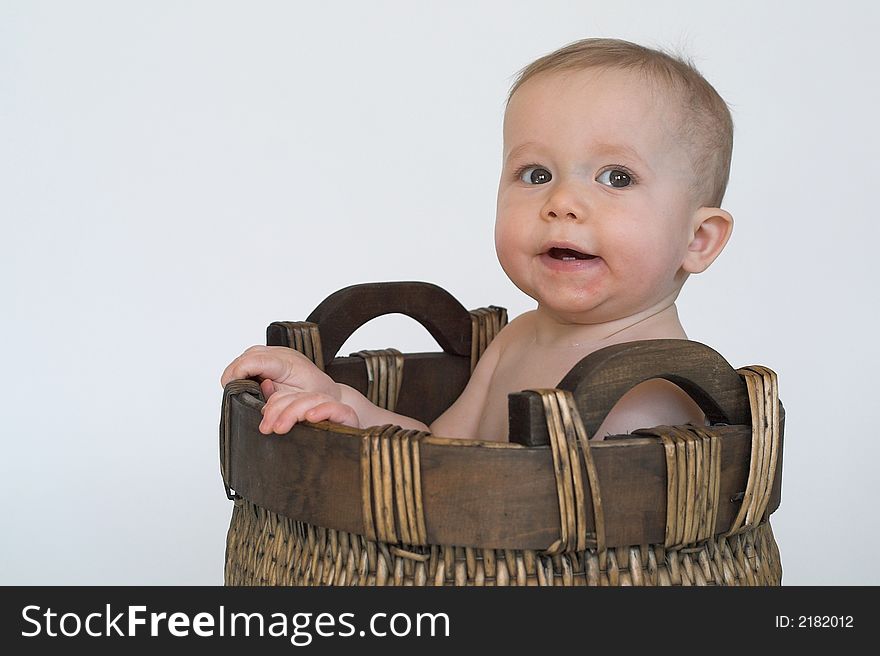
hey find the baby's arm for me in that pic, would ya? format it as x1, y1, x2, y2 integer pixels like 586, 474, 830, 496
253, 358, 502, 437
428, 320, 506, 440
257, 384, 430, 435
221, 345, 430, 435
594, 378, 706, 439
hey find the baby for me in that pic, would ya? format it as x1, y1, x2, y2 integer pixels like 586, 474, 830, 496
221, 38, 734, 441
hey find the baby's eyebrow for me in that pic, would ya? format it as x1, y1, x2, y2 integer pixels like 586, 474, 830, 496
504, 141, 541, 164
587, 142, 653, 173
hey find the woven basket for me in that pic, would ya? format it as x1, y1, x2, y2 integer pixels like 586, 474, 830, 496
221, 282, 783, 586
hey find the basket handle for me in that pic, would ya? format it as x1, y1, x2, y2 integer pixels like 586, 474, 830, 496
508, 339, 751, 445
272, 281, 473, 366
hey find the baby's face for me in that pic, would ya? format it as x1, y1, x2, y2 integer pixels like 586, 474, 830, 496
495, 67, 701, 323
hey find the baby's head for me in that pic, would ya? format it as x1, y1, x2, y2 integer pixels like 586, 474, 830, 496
495, 38, 735, 324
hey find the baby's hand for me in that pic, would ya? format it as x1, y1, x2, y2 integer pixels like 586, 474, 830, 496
259, 390, 360, 435
220, 345, 339, 401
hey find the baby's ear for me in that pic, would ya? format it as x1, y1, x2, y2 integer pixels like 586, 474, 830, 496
682, 207, 733, 274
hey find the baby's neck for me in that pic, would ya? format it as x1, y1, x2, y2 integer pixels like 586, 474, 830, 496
532, 301, 687, 349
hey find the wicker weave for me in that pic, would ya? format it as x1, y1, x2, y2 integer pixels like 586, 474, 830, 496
225, 500, 780, 586
224, 308, 782, 586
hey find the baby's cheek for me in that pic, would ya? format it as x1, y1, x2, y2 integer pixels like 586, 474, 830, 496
622, 239, 672, 271
621, 251, 682, 299
494, 228, 517, 267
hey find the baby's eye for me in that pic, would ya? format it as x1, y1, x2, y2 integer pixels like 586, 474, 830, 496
596, 168, 634, 188
518, 166, 552, 185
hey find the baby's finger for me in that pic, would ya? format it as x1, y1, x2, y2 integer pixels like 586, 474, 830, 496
260, 379, 276, 399
305, 402, 359, 428
221, 349, 289, 388
220, 350, 258, 387
268, 396, 317, 435
259, 394, 297, 434
220, 358, 239, 387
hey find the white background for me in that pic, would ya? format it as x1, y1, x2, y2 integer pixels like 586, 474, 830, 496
2, 0, 877, 585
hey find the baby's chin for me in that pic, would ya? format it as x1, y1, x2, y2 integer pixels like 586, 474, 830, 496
536, 290, 665, 323
514, 276, 646, 324
534, 296, 616, 324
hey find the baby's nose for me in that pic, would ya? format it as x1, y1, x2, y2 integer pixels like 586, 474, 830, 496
541, 182, 586, 222
545, 209, 579, 220
542, 204, 583, 223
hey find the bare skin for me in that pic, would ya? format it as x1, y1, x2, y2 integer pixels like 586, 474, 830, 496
471, 304, 705, 441
219, 301, 705, 442
220, 65, 732, 442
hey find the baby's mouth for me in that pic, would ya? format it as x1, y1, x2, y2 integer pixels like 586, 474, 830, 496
546, 247, 596, 261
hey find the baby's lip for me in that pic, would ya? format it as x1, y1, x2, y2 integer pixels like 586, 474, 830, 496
540, 241, 597, 260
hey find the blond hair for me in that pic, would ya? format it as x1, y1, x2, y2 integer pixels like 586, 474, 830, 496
507, 38, 733, 208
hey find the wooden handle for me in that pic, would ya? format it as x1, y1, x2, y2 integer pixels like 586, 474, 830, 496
508, 339, 751, 445
274, 282, 473, 366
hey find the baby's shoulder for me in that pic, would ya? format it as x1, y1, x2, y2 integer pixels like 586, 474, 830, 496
486, 309, 537, 356
499, 309, 538, 339
472, 310, 536, 370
